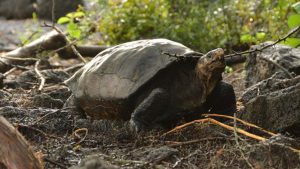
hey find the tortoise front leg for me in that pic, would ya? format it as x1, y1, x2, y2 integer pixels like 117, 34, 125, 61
130, 88, 171, 132
206, 81, 237, 115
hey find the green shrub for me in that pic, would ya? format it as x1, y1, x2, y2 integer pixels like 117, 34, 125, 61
62, 0, 298, 51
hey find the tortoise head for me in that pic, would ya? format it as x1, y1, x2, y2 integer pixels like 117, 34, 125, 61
196, 48, 226, 94
196, 48, 225, 75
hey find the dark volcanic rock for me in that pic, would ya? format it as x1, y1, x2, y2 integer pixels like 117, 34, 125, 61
245, 42, 300, 87
248, 143, 300, 169
4, 69, 69, 89
0, 90, 16, 107
47, 86, 71, 101
32, 93, 64, 108
0, 0, 84, 20
239, 73, 300, 135
36, 0, 84, 20
0, 73, 3, 88
0, 0, 35, 19
137, 146, 179, 163
69, 156, 117, 169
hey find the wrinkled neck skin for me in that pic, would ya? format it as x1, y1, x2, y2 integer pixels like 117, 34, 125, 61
196, 64, 222, 97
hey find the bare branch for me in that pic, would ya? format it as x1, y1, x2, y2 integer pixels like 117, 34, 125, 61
43, 23, 88, 63
0, 54, 39, 61
34, 60, 46, 92
225, 26, 300, 58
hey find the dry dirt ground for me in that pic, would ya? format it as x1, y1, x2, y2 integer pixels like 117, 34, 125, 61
0, 19, 299, 169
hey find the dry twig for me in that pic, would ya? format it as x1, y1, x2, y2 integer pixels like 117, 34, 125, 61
202, 114, 277, 136
16, 124, 60, 139
167, 137, 226, 147
162, 118, 266, 141
71, 128, 89, 146
224, 26, 300, 59
44, 157, 67, 169
34, 59, 46, 92
0, 54, 39, 61
43, 23, 87, 63
232, 113, 255, 169
3, 67, 17, 77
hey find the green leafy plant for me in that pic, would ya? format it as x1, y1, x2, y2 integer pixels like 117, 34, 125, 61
282, 2, 300, 47
97, 0, 298, 52
57, 9, 85, 39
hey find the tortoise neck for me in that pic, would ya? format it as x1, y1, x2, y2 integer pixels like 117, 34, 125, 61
195, 65, 220, 97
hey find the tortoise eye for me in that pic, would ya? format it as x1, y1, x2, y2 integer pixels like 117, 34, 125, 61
206, 53, 212, 59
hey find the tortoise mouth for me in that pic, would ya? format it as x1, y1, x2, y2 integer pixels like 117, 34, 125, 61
205, 54, 226, 71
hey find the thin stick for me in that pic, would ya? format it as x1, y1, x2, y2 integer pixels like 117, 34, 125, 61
51, 40, 77, 54
233, 113, 240, 146
44, 157, 67, 169
162, 118, 267, 141
51, 0, 55, 26
16, 124, 60, 139
43, 23, 87, 63
71, 128, 88, 146
3, 67, 17, 77
167, 137, 226, 147
34, 60, 46, 92
172, 149, 201, 168
233, 113, 255, 169
202, 114, 277, 136
31, 109, 61, 125
0, 54, 39, 61
225, 26, 300, 58
0, 59, 31, 70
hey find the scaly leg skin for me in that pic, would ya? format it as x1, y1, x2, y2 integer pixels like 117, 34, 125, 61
130, 88, 171, 132
206, 81, 237, 115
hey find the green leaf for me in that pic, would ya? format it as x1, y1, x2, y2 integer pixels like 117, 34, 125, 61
281, 38, 300, 47
292, 2, 300, 14
74, 11, 85, 18
67, 22, 81, 39
255, 32, 266, 40
287, 14, 300, 28
225, 66, 233, 74
240, 34, 254, 43
32, 12, 38, 22
66, 11, 85, 18
57, 17, 70, 24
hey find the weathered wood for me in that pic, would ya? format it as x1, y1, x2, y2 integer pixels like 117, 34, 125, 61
0, 30, 108, 73
0, 116, 42, 169
0, 30, 66, 73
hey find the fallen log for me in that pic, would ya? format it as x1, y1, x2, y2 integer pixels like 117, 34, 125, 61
0, 30, 65, 73
0, 30, 108, 73
0, 116, 42, 169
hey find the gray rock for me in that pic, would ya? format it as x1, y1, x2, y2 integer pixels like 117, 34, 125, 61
36, 0, 84, 20
0, 0, 34, 19
32, 93, 64, 108
0, 73, 3, 88
239, 74, 300, 134
69, 156, 117, 169
0, 89, 9, 99
127, 146, 179, 165
245, 42, 300, 87
248, 143, 300, 169
0, 0, 84, 20
4, 69, 69, 89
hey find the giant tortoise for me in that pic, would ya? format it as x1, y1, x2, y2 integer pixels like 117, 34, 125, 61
65, 39, 236, 131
